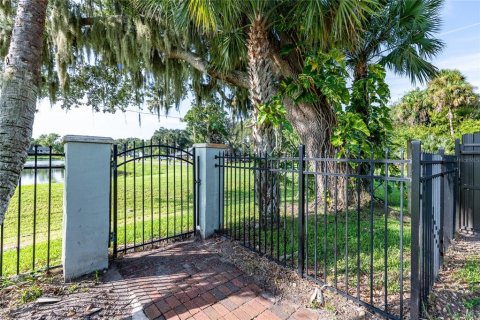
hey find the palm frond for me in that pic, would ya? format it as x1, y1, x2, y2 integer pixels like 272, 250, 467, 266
381, 45, 438, 83
210, 28, 247, 72
333, 0, 377, 44
348, 0, 445, 84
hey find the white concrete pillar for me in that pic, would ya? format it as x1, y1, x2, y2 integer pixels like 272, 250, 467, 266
62, 135, 114, 281
194, 143, 228, 239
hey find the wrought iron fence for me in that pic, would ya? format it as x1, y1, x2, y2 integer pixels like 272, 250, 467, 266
409, 142, 459, 319
0, 146, 64, 277
216, 142, 459, 320
110, 141, 197, 257
458, 133, 480, 233
216, 147, 411, 319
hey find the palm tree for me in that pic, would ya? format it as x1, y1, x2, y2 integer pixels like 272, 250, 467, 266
138, 0, 377, 152
171, 0, 287, 227
0, 0, 49, 224
346, 0, 444, 145
391, 89, 431, 126
427, 69, 479, 136
345, 0, 443, 200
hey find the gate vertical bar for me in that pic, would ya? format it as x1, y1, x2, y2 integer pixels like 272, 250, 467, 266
454, 139, 460, 233
399, 149, 405, 319
108, 150, 112, 248
193, 148, 197, 234
410, 141, 421, 320
297, 145, 306, 276
47, 146, 52, 269
112, 144, 118, 257
16, 177, 21, 274
439, 149, 445, 266
218, 152, 222, 232
33, 145, 38, 269
123, 143, 127, 253
142, 141, 145, 247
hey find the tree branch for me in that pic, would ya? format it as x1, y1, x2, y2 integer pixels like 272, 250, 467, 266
80, 16, 249, 89
269, 32, 302, 80
169, 49, 249, 89
270, 51, 295, 79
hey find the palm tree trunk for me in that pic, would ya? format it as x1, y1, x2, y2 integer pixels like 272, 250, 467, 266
248, 16, 280, 229
0, 0, 48, 224
283, 97, 336, 159
353, 61, 369, 117
447, 108, 454, 137
251, 114, 280, 229
351, 62, 374, 205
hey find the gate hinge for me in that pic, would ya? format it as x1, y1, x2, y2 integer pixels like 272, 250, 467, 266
110, 232, 116, 243
195, 179, 201, 185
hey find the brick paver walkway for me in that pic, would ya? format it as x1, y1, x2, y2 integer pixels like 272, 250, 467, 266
115, 240, 319, 320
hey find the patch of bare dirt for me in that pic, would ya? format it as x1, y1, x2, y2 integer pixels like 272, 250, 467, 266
0, 268, 132, 319
427, 232, 480, 320
208, 236, 384, 320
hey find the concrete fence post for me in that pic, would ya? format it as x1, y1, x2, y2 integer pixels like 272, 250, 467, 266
194, 143, 228, 239
62, 135, 114, 281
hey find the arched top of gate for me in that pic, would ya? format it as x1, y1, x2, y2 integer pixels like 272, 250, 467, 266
114, 143, 194, 167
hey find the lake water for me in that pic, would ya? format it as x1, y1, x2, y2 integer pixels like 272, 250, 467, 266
21, 160, 65, 185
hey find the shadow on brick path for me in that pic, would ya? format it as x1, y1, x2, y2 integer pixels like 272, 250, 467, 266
114, 240, 319, 320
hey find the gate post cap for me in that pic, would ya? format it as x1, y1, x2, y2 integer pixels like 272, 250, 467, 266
63, 135, 115, 144
193, 143, 228, 149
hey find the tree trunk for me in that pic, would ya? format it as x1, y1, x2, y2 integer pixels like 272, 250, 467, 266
283, 96, 356, 211
351, 62, 374, 205
447, 108, 454, 137
251, 111, 280, 229
283, 97, 335, 159
353, 61, 369, 117
247, 16, 280, 229
0, 0, 48, 224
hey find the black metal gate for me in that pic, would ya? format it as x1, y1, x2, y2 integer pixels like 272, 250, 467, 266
409, 143, 458, 319
458, 133, 480, 234
110, 142, 197, 257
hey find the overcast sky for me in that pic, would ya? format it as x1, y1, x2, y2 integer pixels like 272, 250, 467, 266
32, 0, 480, 140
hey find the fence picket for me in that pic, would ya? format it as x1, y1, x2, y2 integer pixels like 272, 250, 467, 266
297, 145, 305, 276
0, 146, 65, 277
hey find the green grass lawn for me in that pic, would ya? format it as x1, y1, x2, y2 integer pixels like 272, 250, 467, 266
456, 257, 480, 292
114, 158, 195, 250
1, 181, 63, 277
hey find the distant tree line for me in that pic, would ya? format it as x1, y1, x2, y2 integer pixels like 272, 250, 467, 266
391, 69, 480, 153
115, 100, 254, 155
30, 133, 64, 154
